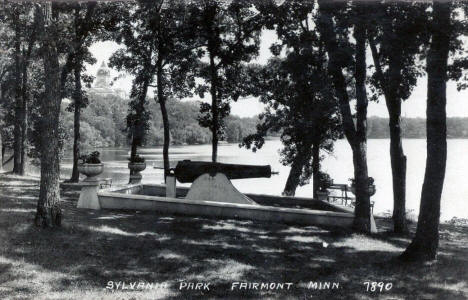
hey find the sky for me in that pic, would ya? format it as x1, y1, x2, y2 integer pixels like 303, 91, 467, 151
86, 29, 468, 119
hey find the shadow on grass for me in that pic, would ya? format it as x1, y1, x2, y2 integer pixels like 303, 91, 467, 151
0, 178, 467, 299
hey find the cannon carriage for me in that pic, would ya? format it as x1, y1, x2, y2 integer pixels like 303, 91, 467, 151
166, 160, 273, 205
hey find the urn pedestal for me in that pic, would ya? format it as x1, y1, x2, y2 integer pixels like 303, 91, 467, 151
77, 163, 104, 210
128, 162, 146, 184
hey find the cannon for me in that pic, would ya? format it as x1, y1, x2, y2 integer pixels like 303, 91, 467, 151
172, 160, 272, 183
165, 160, 274, 205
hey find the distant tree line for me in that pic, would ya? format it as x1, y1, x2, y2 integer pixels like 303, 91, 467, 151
60, 95, 468, 151
262, 116, 468, 140
60, 92, 258, 150
368, 117, 468, 139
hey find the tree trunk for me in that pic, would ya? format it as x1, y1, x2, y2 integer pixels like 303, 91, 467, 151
68, 3, 96, 182
156, 56, 170, 180
283, 140, 314, 196
351, 142, 371, 232
70, 65, 82, 183
1, 145, 4, 167
312, 141, 320, 199
283, 158, 305, 197
317, 4, 374, 231
204, 4, 220, 163
130, 142, 138, 163
369, 37, 408, 234
35, 4, 62, 227
0, 65, 3, 171
400, 1, 450, 261
129, 77, 150, 180
19, 95, 28, 176
13, 16, 22, 174
386, 43, 409, 234
130, 88, 149, 161
209, 49, 219, 163
14, 100, 25, 175
352, 12, 372, 233
20, 50, 31, 176
318, 2, 373, 232
389, 108, 408, 234
316, 3, 356, 144
129, 120, 139, 179
0, 129, 3, 172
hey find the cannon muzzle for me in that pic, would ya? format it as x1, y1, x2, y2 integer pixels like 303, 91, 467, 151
173, 160, 271, 183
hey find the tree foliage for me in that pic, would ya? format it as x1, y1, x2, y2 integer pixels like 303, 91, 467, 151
110, 0, 199, 175
242, 0, 343, 195
187, 0, 262, 161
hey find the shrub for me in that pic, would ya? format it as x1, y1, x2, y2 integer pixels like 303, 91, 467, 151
318, 172, 333, 191
80, 151, 101, 164
128, 154, 145, 163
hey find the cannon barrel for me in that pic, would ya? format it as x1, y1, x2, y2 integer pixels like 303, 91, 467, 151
173, 160, 271, 183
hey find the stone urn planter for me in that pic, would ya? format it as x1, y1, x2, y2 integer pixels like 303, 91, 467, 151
77, 151, 103, 210
78, 163, 104, 182
128, 159, 146, 184
128, 162, 146, 173
349, 177, 376, 196
316, 172, 333, 201
316, 190, 330, 201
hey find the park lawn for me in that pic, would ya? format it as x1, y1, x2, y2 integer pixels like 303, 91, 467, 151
0, 174, 466, 300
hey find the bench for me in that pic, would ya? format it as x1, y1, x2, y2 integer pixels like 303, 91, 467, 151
99, 178, 112, 189
325, 184, 375, 213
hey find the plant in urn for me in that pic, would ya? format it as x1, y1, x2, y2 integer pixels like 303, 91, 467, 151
128, 154, 146, 184
349, 177, 376, 196
78, 151, 104, 182
316, 172, 333, 201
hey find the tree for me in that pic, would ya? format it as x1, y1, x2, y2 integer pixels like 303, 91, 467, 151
108, 1, 154, 172
400, 1, 452, 261
0, 111, 3, 172
0, 47, 10, 172
0, 2, 38, 175
243, 60, 341, 197
127, 72, 152, 166
110, 0, 197, 179
32, 0, 101, 226
65, 2, 99, 183
262, 0, 341, 197
152, 0, 198, 178
189, 0, 261, 162
34, 2, 63, 227
317, 0, 374, 233
367, 1, 429, 234
242, 0, 342, 197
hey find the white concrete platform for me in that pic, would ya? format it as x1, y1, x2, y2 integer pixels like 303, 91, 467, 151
96, 184, 356, 228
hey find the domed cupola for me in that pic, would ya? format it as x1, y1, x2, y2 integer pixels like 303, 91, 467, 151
95, 61, 111, 88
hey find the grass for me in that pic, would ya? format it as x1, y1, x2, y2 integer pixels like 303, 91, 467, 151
0, 174, 467, 300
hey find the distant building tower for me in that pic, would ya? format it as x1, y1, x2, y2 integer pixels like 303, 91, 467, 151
95, 61, 111, 88
88, 61, 128, 99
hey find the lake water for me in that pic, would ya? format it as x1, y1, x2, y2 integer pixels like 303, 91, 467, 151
56, 138, 467, 221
